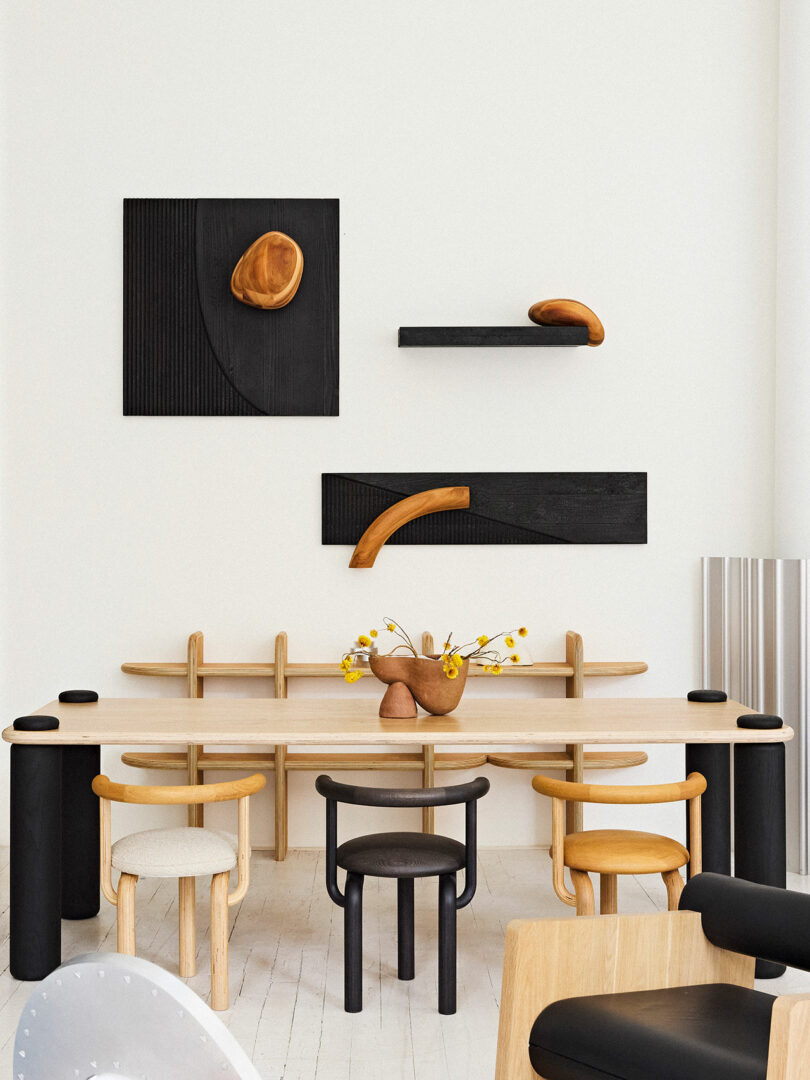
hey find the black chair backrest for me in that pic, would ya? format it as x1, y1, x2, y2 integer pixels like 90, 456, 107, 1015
315, 775, 490, 808
680, 873, 810, 971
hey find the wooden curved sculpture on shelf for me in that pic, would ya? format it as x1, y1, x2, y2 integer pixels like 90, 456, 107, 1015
230, 230, 303, 309
349, 486, 470, 568
528, 299, 604, 346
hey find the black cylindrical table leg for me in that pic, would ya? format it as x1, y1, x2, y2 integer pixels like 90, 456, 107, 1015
61, 745, 100, 918
344, 872, 364, 1012
438, 873, 457, 1015
686, 744, 731, 876
397, 877, 415, 980
10, 744, 63, 980
734, 741, 787, 978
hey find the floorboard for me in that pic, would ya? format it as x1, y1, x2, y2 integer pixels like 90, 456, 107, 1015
0, 849, 807, 1078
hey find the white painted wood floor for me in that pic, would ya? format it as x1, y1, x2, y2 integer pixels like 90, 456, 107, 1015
1, 848, 809, 1079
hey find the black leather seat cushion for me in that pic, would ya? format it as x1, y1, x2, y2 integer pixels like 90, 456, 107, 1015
336, 831, 466, 877
529, 983, 774, 1080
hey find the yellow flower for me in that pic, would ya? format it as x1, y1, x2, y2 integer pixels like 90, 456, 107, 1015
441, 653, 450, 663
518, 627, 528, 637
370, 629, 378, 638
452, 653, 463, 668
483, 665, 492, 673
357, 634, 371, 647
386, 623, 395, 632
492, 664, 503, 675
443, 641, 451, 650
340, 657, 352, 672
477, 635, 489, 647
510, 654, 520, 664
504, 636, 515, 648
344, 670, 364, 683
445, 666, 458, 679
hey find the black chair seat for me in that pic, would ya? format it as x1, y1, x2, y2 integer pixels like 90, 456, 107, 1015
529, 983, 774, 1080
336, 831, 466, 878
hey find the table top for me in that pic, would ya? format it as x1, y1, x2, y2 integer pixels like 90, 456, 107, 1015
1, 696, 792, 746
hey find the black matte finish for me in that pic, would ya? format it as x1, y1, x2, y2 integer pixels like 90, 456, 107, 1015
398, 326, 589, 347
397, 878, 414, 980
58, 690, 99, 703
10, 744, 62, 980
680, 874, 810, 971
737, 713, 783, 729
685, 744, 730, 876
529, 983, 774, 1080
337, 832, 466, 878
317, 775, 488, 1013
322, 473, 647, 547
687, 689, 727, 702
733, 741, 788, 978
13, 715, 59, 731
124, 198, 339, 416
61, 746, 100, 919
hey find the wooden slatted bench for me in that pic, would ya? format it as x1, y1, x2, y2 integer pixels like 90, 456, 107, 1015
121, 630, 648, 858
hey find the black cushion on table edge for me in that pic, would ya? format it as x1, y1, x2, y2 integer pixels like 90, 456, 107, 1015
687, 689, 727, 702
14, 715, 59, 731
737, 713, 783, 729
58, 690, 99, 703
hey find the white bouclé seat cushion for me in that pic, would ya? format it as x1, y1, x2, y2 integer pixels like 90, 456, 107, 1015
111, 827, 239, 878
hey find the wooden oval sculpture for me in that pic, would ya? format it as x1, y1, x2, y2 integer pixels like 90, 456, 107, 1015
349, 486, 470, 568
230, 231, 303, 309
528, 299, 604, 346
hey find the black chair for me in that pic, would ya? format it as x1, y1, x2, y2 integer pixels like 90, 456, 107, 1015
315, 774, 490, 1014
496, 873, 810, 1080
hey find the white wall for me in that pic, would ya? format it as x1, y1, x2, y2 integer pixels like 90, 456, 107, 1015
0, 0, 779, 847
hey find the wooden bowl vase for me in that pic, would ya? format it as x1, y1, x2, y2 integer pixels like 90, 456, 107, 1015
369, 655, 469, 718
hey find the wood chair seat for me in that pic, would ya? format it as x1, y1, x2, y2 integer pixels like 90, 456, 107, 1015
563, 829, 690, 876
336, 831, 466, 878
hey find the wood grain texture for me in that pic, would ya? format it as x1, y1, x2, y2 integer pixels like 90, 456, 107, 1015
398, 325, 589, 347
323, 472, 647, 546
528, 298, 605, 346
230, 231, 303, 309
119, 750, 489, 771
495, 911, 755, 1080
121, 659, 648, 678
487, 750, 648, 770
767, 994, 810, 1079
91, 772, 266, 804
11, 696, 783, 747
531, 772, 706, 804
124, 198, 338, 416
349, 487, 470, 567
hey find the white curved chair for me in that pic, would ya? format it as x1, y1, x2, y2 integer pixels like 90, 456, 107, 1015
92, 774, 265, 1010
14, 951, 261, 1079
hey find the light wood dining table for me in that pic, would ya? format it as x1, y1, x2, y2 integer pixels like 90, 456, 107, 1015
4, 695, 792, 982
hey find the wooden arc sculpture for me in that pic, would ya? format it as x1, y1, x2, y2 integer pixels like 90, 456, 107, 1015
230, 230, 303, 309
349, 486, 470, 568
528, 299, 604, 346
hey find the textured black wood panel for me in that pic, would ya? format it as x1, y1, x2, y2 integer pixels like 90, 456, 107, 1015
322, 473, 647, 546
398, 326, 589, 347
124, 198, 338, 415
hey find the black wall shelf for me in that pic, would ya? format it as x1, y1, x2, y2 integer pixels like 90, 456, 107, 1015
398, 326, 589, 347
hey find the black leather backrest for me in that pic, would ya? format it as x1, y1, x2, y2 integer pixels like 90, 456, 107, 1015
315, 774, 490, 807
680, 873, 810, 971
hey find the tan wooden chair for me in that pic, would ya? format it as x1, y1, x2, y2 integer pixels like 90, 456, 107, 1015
532, 772, 705, 915
92, 773, 266, 1010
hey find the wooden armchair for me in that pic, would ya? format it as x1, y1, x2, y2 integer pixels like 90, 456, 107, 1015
496, 873, 810, 1080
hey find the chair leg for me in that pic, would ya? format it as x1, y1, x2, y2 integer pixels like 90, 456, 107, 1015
178, 876, 196, 977
117, 873, 138, 955
663, 869, 684, 911
344, 872, 364, 1013
397, 877, 415, 980
210, 871, 230, 1011
570, 869, 595, 916
600, 874, 618, 915
438, 872, 457, 1015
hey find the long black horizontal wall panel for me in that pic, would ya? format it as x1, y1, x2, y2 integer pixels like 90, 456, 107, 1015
322, 473, 647, 545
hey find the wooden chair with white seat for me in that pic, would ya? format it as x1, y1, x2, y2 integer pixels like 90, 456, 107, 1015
91, 772, 266, 1010
532, 772, 705, 915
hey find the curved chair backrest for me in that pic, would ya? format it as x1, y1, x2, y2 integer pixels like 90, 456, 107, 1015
315, 774, 490, 807
680, 872, 810, 971
92, 773, 266, 804
532, 772, 706, 805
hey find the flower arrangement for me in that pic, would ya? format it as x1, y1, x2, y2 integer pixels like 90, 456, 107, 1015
340, 618, 528, 682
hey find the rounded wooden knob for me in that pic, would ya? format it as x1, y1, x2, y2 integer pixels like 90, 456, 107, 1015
528, 299, 604, 346
230, 231, 303, 309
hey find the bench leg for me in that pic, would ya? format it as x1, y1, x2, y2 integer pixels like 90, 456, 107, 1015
274, 745, 288, 861
398, 877, 415, 980
344, 872, 364, 1012
438, 872, 457, 1015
